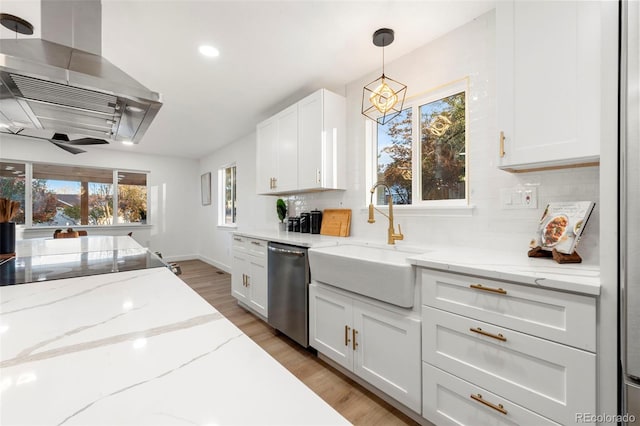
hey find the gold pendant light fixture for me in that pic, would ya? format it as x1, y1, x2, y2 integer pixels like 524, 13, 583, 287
362, 28, 407, 125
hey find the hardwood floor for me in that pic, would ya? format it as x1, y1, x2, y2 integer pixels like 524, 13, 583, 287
178, 259, 420, 426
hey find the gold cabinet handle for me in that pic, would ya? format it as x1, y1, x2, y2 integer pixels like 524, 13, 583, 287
470, 327, 507, 342
344, 325, 351, 346
470, 393, 507, 415
250, 241, 261, 246
470, 284, 507, 295
233, 237, 242, 242
246, 275, 250, 287
499, 131, 506, 158
352, 329, 358, 350
242, 274, 245, 286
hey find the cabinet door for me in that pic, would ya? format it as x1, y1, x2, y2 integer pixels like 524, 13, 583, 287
274, 104, 298, 193
247, 256, 267, 318
308, 284, 353, 370
256, 117, 278, 194
298, 90, 324, 190
496, 1, 602, 170
352, 300, 421, 413
231, 253, 248, 303
298, 89, 345, 191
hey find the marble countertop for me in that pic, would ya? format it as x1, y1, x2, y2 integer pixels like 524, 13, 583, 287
236, 231, 600, 296
408, 247, 600, 296
234, 229, 347, 248
0, 240, 348, 425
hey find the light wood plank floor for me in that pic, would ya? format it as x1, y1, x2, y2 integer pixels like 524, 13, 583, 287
178, 259, 419, 426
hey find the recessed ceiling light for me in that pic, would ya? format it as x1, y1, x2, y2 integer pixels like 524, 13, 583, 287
122, 141, 134, 146
199, 45, 220, 58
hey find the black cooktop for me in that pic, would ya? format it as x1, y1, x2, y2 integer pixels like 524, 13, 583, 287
0, 248, 167, 286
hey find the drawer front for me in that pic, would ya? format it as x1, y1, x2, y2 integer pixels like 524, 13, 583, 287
421, 269, 596, 351
422, 362, 561, 426
246, 238, 267, 257
232, 235, 247, 252
422, 306, 595, 424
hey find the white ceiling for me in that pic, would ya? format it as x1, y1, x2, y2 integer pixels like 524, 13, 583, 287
2, 1, 497, 159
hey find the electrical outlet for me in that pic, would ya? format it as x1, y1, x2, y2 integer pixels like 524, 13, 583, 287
500, 186, 537, 209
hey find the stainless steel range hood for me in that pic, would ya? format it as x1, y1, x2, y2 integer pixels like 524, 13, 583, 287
0, 0, 162, 144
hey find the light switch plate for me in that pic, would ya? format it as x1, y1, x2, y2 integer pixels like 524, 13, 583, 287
500, 186, 537, 209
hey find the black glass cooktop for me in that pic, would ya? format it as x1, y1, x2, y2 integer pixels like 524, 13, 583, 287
0, 249, 167, 286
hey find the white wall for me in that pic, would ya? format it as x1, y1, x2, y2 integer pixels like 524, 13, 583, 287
0, 135, 200, 260
197, 132, 272, 272
280, 11, 602, 263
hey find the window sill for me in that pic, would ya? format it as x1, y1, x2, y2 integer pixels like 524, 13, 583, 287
359, 204, 475, 217
217, 224, 238, 230
22, 224, 153, 233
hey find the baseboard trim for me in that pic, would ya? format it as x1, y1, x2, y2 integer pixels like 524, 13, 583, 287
196, 255, 231, 273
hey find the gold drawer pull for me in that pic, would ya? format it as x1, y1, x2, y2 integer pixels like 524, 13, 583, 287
344, 325, 351, 346
353, 329, 358, 350
470, 327, 507, 342
233, 237, 242, 242
470, 393, 507, 415
470, 283, 507, 295
250, 241, 261, 246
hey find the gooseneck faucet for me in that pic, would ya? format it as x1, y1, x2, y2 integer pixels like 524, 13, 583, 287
368, 183, 404, 245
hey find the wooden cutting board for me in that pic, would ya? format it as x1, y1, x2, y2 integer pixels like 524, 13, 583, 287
320, 209, 351, 237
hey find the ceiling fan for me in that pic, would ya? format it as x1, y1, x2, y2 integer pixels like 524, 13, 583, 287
0, 128, 109, 154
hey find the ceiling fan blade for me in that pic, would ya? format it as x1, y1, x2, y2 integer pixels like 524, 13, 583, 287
49, 140, 86, 154
51, 133, 70, 142
66, 138, 109, 146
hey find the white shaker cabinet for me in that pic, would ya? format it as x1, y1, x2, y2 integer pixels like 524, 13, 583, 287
420, 268, 597, 425
496, 0, 616, 171
297, 89, 346, 191
231, 236, 268, 318
309, 282, 421, 413
256, 88, 345, 194
256, 104, 298, 194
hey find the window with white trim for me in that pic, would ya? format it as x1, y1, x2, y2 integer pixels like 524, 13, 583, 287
218, 164, 236, 226
0, 161, 148, 227
369, 79, 468, 207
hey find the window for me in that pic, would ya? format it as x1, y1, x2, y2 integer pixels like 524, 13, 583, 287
370, 79, 468, 207
0, 161, 148, 227
117, 172, 147, 224
218, 165, 237, 226
0, 162, 26, 224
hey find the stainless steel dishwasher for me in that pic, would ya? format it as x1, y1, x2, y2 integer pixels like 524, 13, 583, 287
267, 242, 309, 347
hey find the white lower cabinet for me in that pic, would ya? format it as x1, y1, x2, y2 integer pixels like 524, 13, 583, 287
231, 236, 268, 318
420, 268, 597, 426
309, 282, 421, 412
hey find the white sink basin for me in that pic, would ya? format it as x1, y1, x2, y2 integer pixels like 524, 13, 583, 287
308, 244, 419, 308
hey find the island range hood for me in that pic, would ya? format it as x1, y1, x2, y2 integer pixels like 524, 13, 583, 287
0, 0, 162, 148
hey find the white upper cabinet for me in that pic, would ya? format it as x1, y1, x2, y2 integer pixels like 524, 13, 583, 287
256, 89, 345, 195
496, 1, 616, 171
298, 89, 346, 191
256, 104, 298, 194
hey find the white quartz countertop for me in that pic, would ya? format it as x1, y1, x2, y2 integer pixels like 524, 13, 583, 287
236, 232, 600, 296
14, 235, 144, 257
0, 240, 348, 425
234, 229, 348, 248
408, 246, 600, 296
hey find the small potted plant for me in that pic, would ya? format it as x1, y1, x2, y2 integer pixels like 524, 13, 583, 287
276, 199, 287, 231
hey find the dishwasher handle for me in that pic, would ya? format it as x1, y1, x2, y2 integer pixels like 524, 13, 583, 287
268, 246, 306, 257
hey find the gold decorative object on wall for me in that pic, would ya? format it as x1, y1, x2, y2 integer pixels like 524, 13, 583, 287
362, 28, 407, 125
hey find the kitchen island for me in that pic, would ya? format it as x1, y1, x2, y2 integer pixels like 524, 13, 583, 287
0, 237, 348, 425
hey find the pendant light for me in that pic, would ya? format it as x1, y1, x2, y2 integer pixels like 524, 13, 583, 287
362, 28, 407, 125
